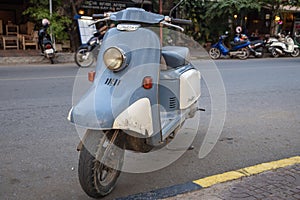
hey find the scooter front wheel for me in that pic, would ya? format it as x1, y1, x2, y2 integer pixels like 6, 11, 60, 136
75, 48, 95, 68
271, 48, 280, 58
78, 130, 124, 198
291, 48, 300, 57
209, 47, 221, 59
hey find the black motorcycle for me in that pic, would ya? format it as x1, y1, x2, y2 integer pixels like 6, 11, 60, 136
248, 39, 265, 58
38, 27, 55, 64
74, 30, 102, 68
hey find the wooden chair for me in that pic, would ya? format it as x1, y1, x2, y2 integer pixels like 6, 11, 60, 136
6, 24, 19, 36
22, 31, 38, 50
3, 24, 19, 49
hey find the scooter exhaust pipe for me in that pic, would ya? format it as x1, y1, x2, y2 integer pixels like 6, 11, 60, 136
255, 52, 262, 57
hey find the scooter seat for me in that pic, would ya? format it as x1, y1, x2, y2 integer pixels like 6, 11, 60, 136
162, 46, 190, 69
230, 40, 248, 47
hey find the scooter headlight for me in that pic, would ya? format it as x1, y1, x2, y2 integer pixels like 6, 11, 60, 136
103, 47, 125, 71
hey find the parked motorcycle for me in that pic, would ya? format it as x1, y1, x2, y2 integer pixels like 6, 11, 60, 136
268, 33, 299, 57
42, 37, 55, 64
209, 32, 250, 59
68, 6, 203, 198
294, 31, 300, 47
248, 39, 265, 58
38, 19, 55, 64
74, 30, 102, 68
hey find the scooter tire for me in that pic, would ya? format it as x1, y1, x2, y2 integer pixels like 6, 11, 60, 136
237, 48, 249, 60
209, 48, 221, 59
271, 48, 280, 58
291, 48, 300, 57
50, 57, 54, 64
78, 130, 124, 198
75, 48, 95, 68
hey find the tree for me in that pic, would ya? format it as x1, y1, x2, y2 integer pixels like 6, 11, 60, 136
204, 0, 261, 36
182, 0, 300, 43
23, 0, 72, 42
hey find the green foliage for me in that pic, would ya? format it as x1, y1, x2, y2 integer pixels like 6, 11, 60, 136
23, 0, 72, 41
204, 0, 261, 21
179, 0, 300, 43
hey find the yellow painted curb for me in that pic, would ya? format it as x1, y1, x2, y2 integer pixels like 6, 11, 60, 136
193, 156, 300, 188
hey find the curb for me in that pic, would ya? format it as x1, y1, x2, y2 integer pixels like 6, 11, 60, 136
0, 53, 75, 65
116, 156, 300, 200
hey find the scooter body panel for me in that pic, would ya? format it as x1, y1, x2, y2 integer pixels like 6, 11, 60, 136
211, 36, 230, 56
70, 27, 163, 144
270, 40, 296, 54
159, 65, 200, 140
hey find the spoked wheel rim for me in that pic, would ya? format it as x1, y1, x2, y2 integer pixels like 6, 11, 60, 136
94, 161, 120, 187
291, 49, 300, 57
78, 129, 124, 198
93, 130, 124, 191
209, 48, 221, 59
75, 48, 94, 67
237, 48, 249, 59
271, 48, 280, 58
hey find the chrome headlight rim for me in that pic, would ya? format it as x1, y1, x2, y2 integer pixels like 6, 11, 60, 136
103, 46, 126, 71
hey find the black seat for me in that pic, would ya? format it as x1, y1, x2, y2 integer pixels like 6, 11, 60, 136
162, 46, 190, 69
230, 40, 248, 47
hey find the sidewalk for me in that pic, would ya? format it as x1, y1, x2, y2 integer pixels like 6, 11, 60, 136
165, 163, 300, 200
0, 47, 209, 65
0, 50, 74, 65
118, 156, 300, 200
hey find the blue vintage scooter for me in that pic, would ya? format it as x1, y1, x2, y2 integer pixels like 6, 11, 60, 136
209, 32, 250, 59
68, 5, 202, 198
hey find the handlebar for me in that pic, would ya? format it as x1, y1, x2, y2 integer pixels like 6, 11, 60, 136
171, 18, 192, 25
92, 14, 105, 19
86, 13, 193, 31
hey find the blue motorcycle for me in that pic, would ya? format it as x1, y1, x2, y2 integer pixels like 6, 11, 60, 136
209, 32, 250, 59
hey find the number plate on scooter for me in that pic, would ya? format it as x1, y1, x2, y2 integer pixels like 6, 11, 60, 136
45, 49, 54, 54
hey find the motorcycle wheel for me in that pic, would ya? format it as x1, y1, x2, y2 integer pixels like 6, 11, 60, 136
237, 48, 249, 60
78, 130, 124, 198
50, 57, 54, 64
75, 48, 94, 68
291, 48, 300, 57
271, 48, 280, 58
209, 48, 221, 59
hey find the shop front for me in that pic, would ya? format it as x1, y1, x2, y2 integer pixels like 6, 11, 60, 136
0, 0, 39, 50
78, 0, 152, 16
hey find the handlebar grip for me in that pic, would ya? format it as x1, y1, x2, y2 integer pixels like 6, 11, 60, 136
171, 18, 192, 25
92, 14, 105, 19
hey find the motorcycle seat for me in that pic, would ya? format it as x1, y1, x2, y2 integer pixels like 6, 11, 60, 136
230, 40, 248, 47
250, 40, 263, 45
162, 46, 190, 69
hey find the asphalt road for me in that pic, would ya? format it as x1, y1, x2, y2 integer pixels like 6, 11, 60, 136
0, 57, 299, 200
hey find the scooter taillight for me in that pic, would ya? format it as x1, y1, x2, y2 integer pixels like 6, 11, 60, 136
142, 76, 152, 89
45, 44, 52, 49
